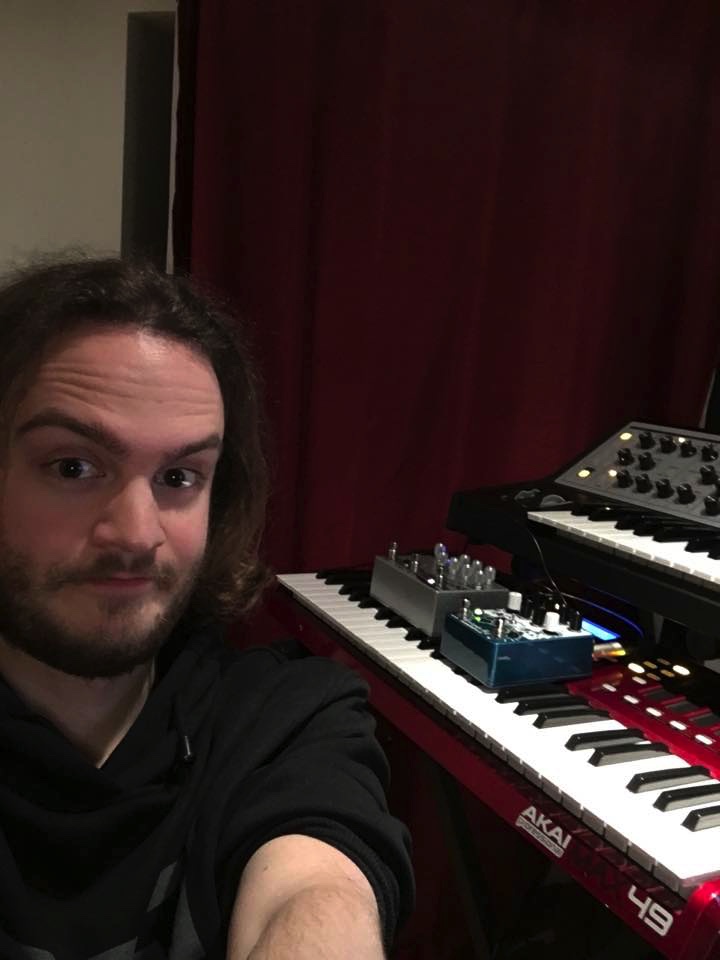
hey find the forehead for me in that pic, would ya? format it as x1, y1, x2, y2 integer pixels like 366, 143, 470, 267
13, 326, 224, 441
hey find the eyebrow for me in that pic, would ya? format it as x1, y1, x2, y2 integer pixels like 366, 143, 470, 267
15, 409, 223, 462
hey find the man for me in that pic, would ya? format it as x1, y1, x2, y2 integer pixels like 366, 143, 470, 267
0, 258, 413, 959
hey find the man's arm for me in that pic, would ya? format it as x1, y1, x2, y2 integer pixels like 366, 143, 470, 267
227, 834, 385, 960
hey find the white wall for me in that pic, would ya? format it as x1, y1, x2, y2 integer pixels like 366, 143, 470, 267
0, 0, 175, 271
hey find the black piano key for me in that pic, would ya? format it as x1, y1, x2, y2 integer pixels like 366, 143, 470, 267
514, 695, 587, 716
683, 805, 720, 832
614, 513, 657, 530
534, 708, 609, 728
627, 765, 711, 794
632, 518, 691, 537
357, 597, 379, 609
348, 588, 370, 602
373, 607, 393, 620
654, 782, 720, 812
406, 628, 428, 642
587, 505, 641, 521
386, 615, 412, 630
319, 570, 371, 584
495, 683, 567, 703
707, 546, 720, 560
685, 535, 720, 553
589, 742, 669, 766
653, 525, 710, 543
565, 728, 645, 751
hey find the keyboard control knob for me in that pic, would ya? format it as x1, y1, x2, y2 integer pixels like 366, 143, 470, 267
544, 611, 561, 629
616, 469, 632, 488
677, 482, 695, 503
507, 591, 523, 612
617, 447, 634, 465
700, 465, 718, 485
680, 440, 697, 458
635, 473, 652, 493
638, 452, 655, 470
704, 495, 720, 516
638, 431, 655, 449
702, 444, 719, 462
660, 435, 676, 453
655, 478, 673, 498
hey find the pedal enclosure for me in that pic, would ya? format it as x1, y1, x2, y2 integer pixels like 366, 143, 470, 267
442, 611, 592, 689
370, 555, 509, 637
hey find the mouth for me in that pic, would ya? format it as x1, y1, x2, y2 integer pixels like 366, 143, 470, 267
80, 577, 155, 591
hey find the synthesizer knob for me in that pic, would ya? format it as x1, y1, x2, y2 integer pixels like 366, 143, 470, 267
446, 557, 460, 582
544, 610, 561, 630
433, 542, 449, 565
659, 435, 676, 453
520, 595, 534, 619
531, 603, 547, 626
469, 559, 484, 587
388, 541, 398, 561
655, 477, 673, 498
701, 465, 718, 485
567, 609, 583, 631
616, 469, 633, 488
507, 591, 523, 612
617, 447, 634, 465
677, 482, 695, 504
635, 473, 652, 493
704, 495, 720, 516
702, 444, 719, 462
638, 452, 655, 471
680, 440, 697, 458
638, 430, 655, 449
482, 565, 497, 588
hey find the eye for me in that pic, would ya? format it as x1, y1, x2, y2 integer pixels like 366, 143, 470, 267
49, 458, 100, 480
156, 467, 201, 489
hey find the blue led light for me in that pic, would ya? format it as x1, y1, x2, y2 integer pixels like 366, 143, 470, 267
581, 617, 620, 642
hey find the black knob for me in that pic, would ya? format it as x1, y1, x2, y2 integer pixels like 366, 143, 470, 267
616, 468, 633, 488
655, 478, 673, 498
638, 452, 655, 470
617, 447, 634, 465
638, 431, 655, 449
702, 444, 719, 462
680, 441, 697, 458
700, 465, 718, 485
660, 435, 676, 453
677, 482, 695, 503
705, 495, 720, 516
531, 603, 547, 626
635, 473, 652, 493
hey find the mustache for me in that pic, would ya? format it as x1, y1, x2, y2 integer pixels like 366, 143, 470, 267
45, 554, 178, 590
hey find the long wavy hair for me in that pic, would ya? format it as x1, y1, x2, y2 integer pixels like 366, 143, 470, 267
0, 256, 270, 620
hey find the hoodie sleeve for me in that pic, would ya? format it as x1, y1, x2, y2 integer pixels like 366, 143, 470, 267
206, 655, 415, 952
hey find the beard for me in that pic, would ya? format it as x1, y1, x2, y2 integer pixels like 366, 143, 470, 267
0, 543, 203, 679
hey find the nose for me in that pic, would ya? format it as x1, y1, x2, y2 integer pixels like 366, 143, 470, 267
91, 479, 166, 555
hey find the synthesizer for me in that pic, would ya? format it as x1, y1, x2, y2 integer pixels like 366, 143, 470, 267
270, 568, 720, 960
447, 421, 720, 639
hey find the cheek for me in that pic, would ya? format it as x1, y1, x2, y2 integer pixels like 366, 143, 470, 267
164, 505, 211, 566
0, 471, 83, 555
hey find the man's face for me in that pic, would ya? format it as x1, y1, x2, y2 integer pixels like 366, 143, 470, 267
0, 326, 224, 678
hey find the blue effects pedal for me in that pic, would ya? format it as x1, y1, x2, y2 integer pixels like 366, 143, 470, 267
441, 607, 592, 689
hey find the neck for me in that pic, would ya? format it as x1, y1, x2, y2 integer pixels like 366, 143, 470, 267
0, 637, 154, 766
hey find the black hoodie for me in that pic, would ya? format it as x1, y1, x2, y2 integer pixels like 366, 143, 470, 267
0, 626, 414, 959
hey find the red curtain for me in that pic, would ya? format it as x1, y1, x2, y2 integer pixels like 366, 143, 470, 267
181, 3, 720, 956
186, 0, 720, 576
